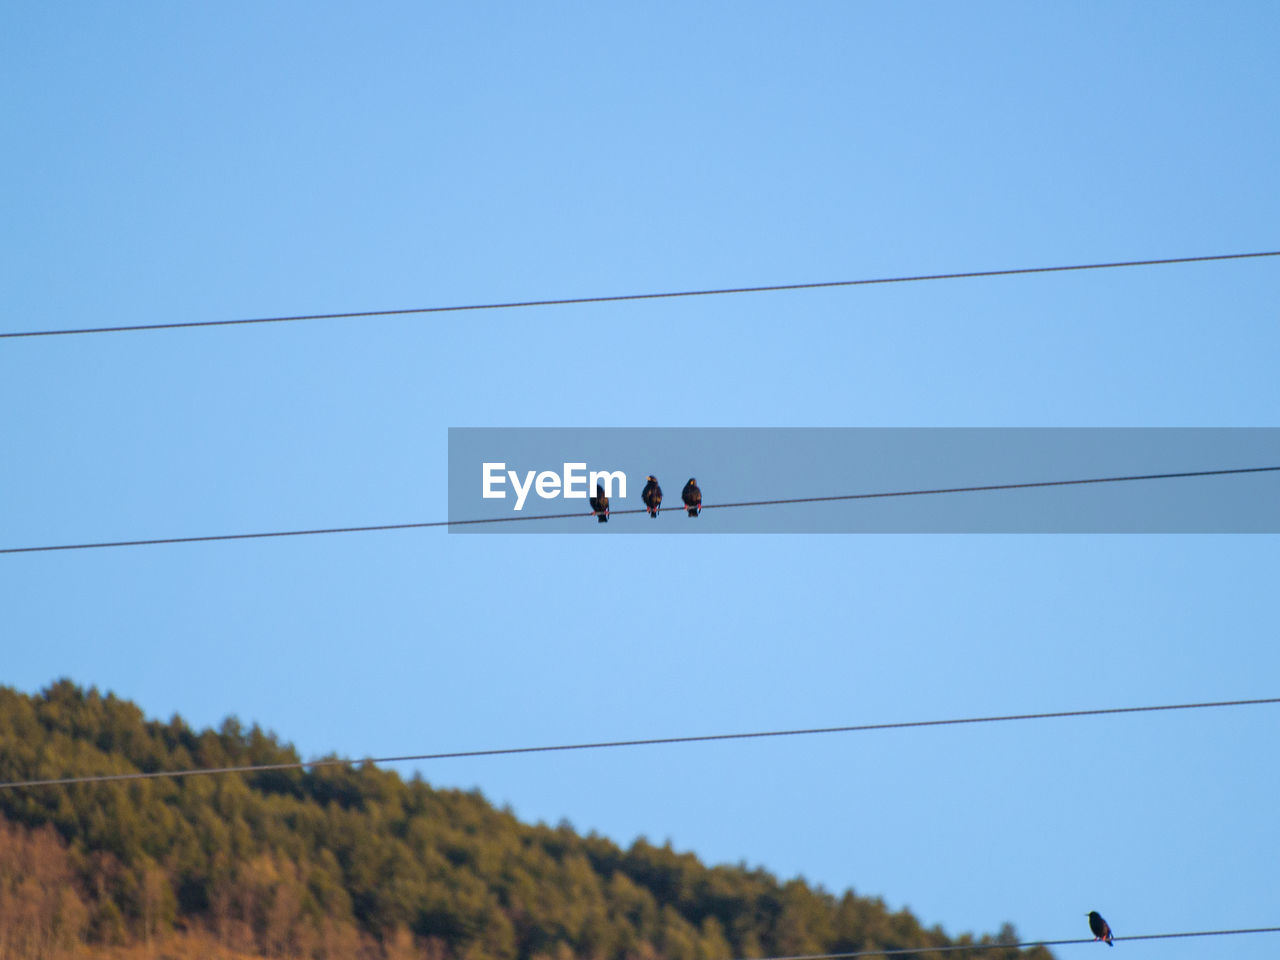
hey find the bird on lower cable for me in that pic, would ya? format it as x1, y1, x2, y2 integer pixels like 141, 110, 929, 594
589, 483, 609, 523
1086, 912, 1114, 947
682, 478, 702, 517
641, 475, 663, 518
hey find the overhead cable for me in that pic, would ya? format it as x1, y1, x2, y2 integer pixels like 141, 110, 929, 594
3, 250, 1276, 339
1, 696, 1275, 791
737, 926, 1280, 958
2, 464, 1276, 555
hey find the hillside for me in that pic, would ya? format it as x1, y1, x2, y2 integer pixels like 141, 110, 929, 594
0, 681, 1052, 960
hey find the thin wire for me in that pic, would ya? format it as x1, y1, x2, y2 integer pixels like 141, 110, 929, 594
742, 926, 1280, 958
3, 250, 1277, 339
2, 464, 1275, 555
1, 696, 1275, 790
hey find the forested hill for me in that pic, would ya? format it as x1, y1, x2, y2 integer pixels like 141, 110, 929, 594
0, 681, 1052, 960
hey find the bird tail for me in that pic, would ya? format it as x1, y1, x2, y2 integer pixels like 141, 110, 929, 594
687, 507, 698, 517
597, 513, 608, 523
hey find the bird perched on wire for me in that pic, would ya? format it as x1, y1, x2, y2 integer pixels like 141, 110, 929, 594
1086, 912, 1114, 946
589, 483, 609, 523
682, 478, 702, 517
641, 476, 663, 517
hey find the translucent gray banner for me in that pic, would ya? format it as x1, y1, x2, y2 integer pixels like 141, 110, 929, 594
446, 428, 1280, 533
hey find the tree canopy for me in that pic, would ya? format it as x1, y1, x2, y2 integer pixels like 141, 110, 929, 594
0, 681, 1053, 960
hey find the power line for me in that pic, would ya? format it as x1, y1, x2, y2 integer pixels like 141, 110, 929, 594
743, 926, 1280, 957
2, 464, 1275, 555
1, 696, 1275, 790
3, 250, 1277, 339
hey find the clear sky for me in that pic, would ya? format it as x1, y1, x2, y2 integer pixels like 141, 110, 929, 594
3, 3, 1278, 958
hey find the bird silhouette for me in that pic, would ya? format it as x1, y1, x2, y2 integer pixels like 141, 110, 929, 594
682, 478, 702, 517
589, 483, 609, 523
1087, 912, 1114, 947
641, 476, 663, 518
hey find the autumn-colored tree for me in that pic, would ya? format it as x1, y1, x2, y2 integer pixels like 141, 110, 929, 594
0, 821, 89, 960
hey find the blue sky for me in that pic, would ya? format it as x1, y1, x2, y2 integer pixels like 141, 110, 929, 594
3, 3, 1279, 958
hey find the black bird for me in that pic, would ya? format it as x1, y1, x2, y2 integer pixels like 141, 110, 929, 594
1086, 912, 1114, 947
641, 475, 663, 517
682, 478, 702, 517
589, 483, 609, 523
